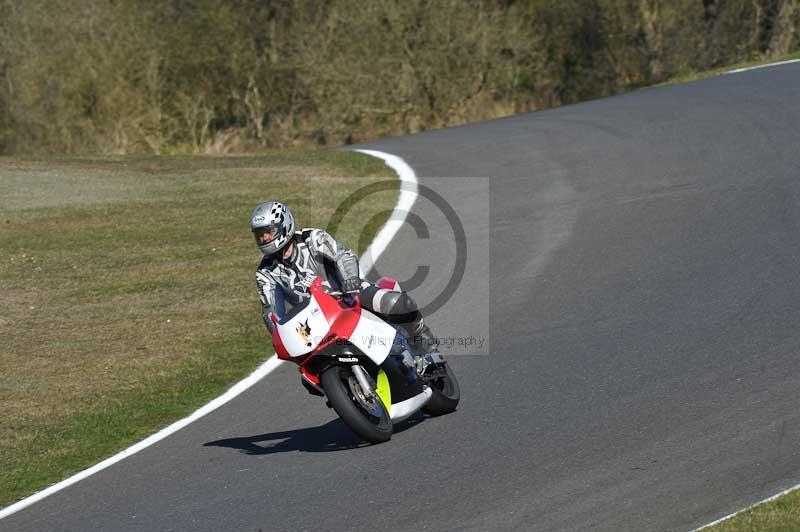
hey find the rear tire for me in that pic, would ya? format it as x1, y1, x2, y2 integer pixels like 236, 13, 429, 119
422, 362, 460, 416
321, 365, 393, 443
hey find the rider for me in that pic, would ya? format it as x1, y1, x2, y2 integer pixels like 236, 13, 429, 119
251, 200, 439, 356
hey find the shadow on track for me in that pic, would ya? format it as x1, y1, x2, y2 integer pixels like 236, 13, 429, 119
204, 415, 425, 455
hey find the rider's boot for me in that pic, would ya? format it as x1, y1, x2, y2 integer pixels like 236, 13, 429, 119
408, 316, 440, 356
407, 317, 446, 377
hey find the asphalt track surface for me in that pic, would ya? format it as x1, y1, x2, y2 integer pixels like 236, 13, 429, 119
4, 64, 800, 532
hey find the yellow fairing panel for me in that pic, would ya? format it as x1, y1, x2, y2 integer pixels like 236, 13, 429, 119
376, 369, 392, 409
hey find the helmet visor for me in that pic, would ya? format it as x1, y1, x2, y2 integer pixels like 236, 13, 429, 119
253, 224, 280, 246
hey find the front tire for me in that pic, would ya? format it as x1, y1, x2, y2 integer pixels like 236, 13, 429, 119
321, 365, 393, 443
422, 362, 460, 416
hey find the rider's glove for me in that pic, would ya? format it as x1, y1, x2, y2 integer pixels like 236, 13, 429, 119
343, 276, 362, 294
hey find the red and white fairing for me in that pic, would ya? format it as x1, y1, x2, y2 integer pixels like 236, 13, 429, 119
272, 277, 397, 366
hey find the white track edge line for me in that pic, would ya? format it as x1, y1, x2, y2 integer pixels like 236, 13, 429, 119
354, 149, 419, 278
693, 483, 800, 530
0, 148, 418, 520
725, 58, 800, 74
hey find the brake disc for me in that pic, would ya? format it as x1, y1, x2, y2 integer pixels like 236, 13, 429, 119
347, 376, 382, 417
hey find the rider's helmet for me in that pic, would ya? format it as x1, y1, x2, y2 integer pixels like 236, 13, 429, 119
250, 201, 295, 256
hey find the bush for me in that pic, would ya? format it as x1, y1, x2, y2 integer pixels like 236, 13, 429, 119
1, 0, 798, 154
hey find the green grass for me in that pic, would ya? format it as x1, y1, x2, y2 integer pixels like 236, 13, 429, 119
0, 151, 397, 506
706, 488, 800, 531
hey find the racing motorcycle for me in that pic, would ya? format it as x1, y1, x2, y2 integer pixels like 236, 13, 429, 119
270, 276, 460, 443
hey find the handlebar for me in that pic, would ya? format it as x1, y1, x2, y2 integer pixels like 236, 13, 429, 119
325, 290, 360, 308
325, 290, 360, 298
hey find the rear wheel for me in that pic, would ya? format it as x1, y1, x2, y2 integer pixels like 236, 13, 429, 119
422, 362, 460, 416
321, 365, 393, 443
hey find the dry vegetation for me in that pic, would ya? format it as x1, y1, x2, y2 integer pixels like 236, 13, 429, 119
1, 0, 798, 155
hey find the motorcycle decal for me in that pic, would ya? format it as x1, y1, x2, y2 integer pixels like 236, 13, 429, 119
296, 319, 312, 347
375, 369, 391, 411
277, 297, 331, 357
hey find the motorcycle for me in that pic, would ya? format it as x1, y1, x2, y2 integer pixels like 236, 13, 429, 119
270, 275, 460, 443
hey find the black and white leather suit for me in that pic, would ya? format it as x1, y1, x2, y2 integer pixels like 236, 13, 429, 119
255, 228, 437, 352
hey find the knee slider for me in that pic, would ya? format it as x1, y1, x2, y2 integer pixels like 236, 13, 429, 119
388, 291, 417, 314
380, 292, 419, 324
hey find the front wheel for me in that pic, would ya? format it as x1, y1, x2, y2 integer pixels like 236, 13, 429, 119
321, 365, 393, 443
422, 362, 460, 416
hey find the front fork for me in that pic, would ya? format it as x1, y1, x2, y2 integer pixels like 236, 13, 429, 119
351, 364, 377, 399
